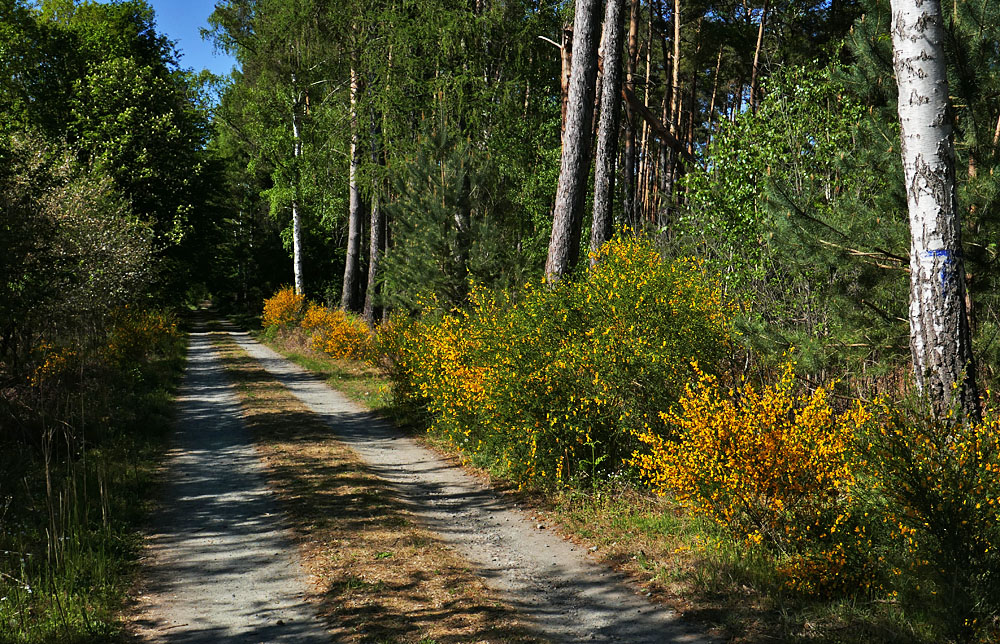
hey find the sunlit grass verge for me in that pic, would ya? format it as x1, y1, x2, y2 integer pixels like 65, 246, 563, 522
210, 331, 537, 643
0, 328, 185, 644
543, 482, 936, 644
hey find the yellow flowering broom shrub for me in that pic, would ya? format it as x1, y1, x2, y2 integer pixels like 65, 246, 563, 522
634, 360, 883, 596
262, 286, 305, 329
867, 406, 1000, 638
388, 237, 735, 487
301, 302, 372, 360
104, 308, 179, 365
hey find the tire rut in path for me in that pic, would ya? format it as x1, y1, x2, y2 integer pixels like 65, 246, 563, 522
131, 329, 330, 643
227, 326, 715, 644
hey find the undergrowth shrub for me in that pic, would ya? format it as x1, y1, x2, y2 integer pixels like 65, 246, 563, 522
387, 237, 735, 488
301, 302, 372, 360
867, 405, 1000, 641
105, 308, 179, 366
2, 310, 183, 641
262, 286, 305, 329
634, 361, 886, 597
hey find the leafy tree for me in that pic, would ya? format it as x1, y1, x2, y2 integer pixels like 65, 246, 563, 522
679, 67, 905, 376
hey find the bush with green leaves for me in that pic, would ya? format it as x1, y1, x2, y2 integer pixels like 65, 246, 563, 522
387, 237, 735, 488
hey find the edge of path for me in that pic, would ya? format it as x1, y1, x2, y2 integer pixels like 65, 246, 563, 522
224, 320, 719, 644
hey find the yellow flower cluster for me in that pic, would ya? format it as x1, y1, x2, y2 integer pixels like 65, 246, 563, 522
30, 342, 78, 387
104, 308, 179, 365
870, 405, 1000, 621
262, 286, 305, 328
633, 360, 879, 596
31, 309, 179, 388
261, 289, 373, 361
301, 302, 372, 361
387, 237, 734, 488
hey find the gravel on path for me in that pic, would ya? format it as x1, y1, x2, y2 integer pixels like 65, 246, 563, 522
131, 329, 331, 644
228, 326, 716, 644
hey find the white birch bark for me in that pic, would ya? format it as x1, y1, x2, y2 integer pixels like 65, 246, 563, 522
290, 74, 305, 296
890, 0, 980, 421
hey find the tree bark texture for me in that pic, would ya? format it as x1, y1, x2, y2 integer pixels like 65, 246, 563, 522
341, 62, 365, 312
621, 0, 640, 228
590, 0, 625, 261
890, 0, 980, 422
560, 23, 573, 143
363, 114, 385, 327
545, 0, 602, 283
290, 75, 305, 296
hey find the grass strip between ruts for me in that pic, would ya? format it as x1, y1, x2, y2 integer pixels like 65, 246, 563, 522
210, 330, 539, 644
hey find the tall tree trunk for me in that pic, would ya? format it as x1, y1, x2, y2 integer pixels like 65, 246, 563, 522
749, 0, 769, 113
670, 0, 682, 135
590, 0, 626, 260
290, 75, 305, 296
545, 0, 602, 283
341, 61, 365, 311
560, 23, 574, 143
638, 8, 653, 224
363, 112, 385, 327
707, 45, 723, 144
622, 0, 640, 228
890, 0, 980, 422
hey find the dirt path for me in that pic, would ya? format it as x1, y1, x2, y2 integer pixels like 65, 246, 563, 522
131, 329, 331, 643
226, 326, 713, 644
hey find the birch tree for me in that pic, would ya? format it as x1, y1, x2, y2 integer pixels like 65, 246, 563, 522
341, 57, 364, 310
890, 0, 980, 421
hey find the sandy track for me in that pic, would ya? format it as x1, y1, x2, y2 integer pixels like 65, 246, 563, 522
227, 326, 714, 644
131, 330, 331, 643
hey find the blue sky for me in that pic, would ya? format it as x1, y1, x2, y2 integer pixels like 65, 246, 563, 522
146, 0, 237, 77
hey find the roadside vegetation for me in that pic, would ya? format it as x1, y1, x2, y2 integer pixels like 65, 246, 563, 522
0, 312, 184, 643
257, 235, 1000, 643
5, 0, 1000, 642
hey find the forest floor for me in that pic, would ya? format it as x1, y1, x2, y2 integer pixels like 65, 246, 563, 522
129, 319, 715, 643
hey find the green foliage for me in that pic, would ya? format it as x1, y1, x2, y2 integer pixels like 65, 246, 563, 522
383, 122, 538, 312
679, 65, 907, 379
865, 402, 1000, 642
1, 0, 213, 302
0, 132, 156, 403
385, 237, 734, 488
0, 317, 184, 643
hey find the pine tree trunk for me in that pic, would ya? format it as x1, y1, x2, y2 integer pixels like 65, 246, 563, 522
545, 0, 602, 283
622, 0, 640, 228
890, 0, 981, 422
290, 77, 305, 296
750, 0, 769, 113
341, 62, 365, 312
590, 0, 625, 261
560, 23, 574, 143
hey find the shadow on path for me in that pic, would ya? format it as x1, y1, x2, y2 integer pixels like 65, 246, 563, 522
226, 324, 716, 644
131, 329, 330, 644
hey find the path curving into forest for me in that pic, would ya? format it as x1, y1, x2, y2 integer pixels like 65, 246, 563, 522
224, 325, 715, 644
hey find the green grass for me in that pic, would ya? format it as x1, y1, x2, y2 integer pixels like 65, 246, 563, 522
0, 334, 186, 643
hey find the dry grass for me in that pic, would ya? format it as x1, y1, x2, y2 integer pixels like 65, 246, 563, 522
211, 331, 538, 643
